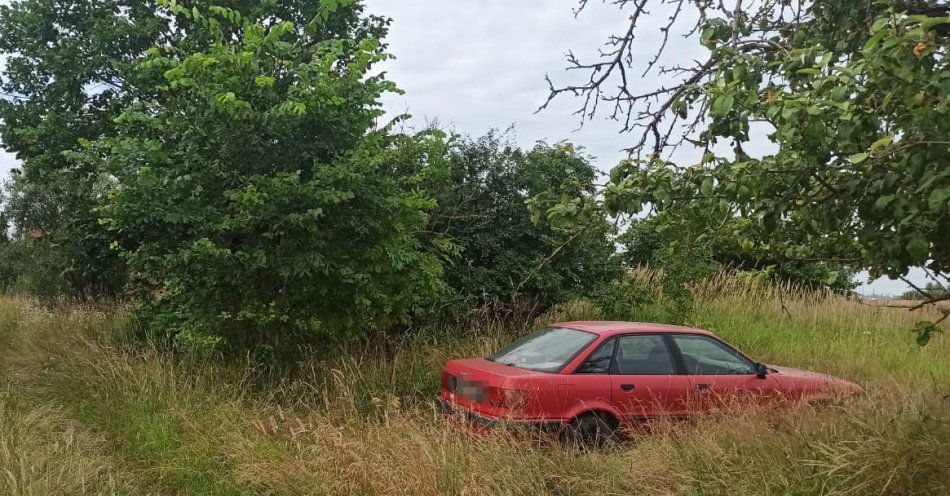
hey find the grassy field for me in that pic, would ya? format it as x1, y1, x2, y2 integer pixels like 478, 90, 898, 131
1, 276, 948, 496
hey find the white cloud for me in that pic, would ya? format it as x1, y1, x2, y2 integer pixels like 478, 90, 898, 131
369, 0, 702, 166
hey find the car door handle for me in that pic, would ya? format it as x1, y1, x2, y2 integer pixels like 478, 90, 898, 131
695, 383, 711, 390
620, 384, 635, 391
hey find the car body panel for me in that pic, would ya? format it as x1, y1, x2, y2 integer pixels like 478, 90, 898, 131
609, 374, 694, 417
766, 364, 864, 401
684, 373, 784, 412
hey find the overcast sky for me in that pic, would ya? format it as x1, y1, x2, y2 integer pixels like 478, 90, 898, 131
0, 0, 929, 295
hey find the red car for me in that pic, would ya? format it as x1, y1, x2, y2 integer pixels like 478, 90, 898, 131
439, 321, 862, 443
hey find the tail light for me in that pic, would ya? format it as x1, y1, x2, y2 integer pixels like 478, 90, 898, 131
441, 371, 457, 392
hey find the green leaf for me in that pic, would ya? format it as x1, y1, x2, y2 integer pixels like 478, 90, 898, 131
243, 24, 264, 47
849, 152, 868, 164
870, 135, 893, 150
163, 67, 185, 82
711, 94, 735, 116
874, 195, 894, 209
928, 187, 950, 212
906, 236, 929, 260
700, 177, 713, 197
254, 75, 275, 88
881, 91, 895, 108
862, 28, 887, 52
871, 16, 889, 32
912, 321, 943, 347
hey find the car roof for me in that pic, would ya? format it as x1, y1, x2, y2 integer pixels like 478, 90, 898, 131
551, 321, 714, 337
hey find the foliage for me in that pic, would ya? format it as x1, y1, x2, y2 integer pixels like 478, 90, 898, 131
0, 0, 620, 349
0, 197, 6, 244
899, 282, 950, 300
588, 276, 693, 324
0, 194, 8, 290
912, 319, 944, 346
543, 0, 950, 327
424, 133, 619, 313
65, 2, 444, 349
619, 205, 858, 292
0, 239, 70, 300
0, 0, 388, 301
0, 173, 127, 297
0, 0, 170, 296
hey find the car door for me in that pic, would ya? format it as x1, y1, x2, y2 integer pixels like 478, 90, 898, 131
668, 333, 778, 413
609, 334, 692, 418
562, 337, 616, 420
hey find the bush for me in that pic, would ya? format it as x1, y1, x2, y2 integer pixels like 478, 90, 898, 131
588, 268, 697, 325
589, 277, 655, 319
0, 176, 127, 299
423, 133, 620, 315
619, 204, 857, 293
0, 240, 71, 300
73, 4, 444, 350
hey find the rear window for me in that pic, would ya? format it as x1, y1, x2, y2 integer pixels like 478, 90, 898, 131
489, 327, 596, 373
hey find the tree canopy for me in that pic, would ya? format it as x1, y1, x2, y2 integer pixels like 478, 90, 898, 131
76, 2, 451, 347
542, 0, 949, 321
0, 0, 389, 297
0, 0, 623, 349
1, 0, 946, 349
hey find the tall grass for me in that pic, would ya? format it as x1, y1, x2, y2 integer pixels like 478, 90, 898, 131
0, 275, 947, 495
0, 384, 154, 496
0, 299, 152, 496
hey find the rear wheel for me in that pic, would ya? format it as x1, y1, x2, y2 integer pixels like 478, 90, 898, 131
561, 413, 618, 448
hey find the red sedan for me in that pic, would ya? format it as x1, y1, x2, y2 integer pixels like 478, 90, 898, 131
438, 321, 862, 444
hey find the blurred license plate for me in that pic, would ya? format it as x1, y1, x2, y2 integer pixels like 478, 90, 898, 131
458, 380, 486, 402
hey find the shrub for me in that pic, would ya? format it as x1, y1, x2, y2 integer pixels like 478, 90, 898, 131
73, 3, 445, 350
619, 205, 857, 293
423, 133, 620, 316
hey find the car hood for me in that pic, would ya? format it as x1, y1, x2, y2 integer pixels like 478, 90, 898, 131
767, 364, 863, 394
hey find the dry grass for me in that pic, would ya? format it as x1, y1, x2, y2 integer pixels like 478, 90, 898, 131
0, 386, 153, 496
0, 275, 948, 496
0, 299, 151, 496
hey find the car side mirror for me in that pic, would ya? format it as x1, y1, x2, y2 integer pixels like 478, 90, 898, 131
754, 362, 768, 379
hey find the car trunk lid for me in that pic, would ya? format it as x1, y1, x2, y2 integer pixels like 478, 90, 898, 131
441, 358, 546, 415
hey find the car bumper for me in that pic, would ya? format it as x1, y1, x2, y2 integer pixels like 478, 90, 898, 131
436, 397, 564, 432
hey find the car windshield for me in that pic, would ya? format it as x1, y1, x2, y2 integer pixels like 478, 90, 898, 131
489, 327, 596, 373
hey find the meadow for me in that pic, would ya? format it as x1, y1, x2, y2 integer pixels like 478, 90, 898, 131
1, 274, 948, 496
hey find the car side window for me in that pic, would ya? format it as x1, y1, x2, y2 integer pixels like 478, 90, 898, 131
575, 338, 616, 374
671, 335, 755, 375
613, 335, 676, 375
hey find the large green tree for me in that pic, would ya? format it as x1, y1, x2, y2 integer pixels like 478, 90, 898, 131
543, 0, 949, 329
0, 0, 386, 297
0, 0, 167, 295
65, 1, 444, 348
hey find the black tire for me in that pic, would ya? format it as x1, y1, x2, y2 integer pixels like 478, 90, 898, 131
561, 413, 618, 448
